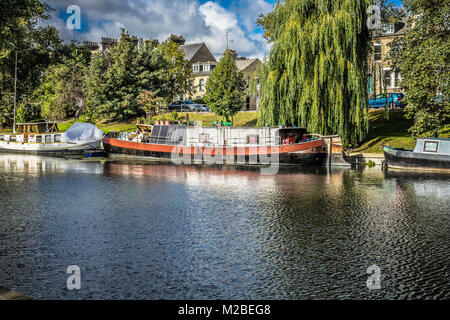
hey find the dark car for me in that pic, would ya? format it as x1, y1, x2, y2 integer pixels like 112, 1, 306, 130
168, 100, 203, 112
369, 93, 405, 109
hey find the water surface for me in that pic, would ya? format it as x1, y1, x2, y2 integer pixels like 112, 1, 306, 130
0, 154, 448, 299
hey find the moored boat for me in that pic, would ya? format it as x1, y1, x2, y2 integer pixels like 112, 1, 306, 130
103, 125, 330, 166
383, 138, 450, 171
0, 123, 104, 156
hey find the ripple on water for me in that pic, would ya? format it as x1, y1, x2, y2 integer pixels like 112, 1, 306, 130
0, 156, 449, 299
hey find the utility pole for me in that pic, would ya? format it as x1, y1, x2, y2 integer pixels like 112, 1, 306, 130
13, 51, 18, 133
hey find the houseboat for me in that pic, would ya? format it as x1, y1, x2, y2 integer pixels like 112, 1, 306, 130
0, 123, 104, 156
383, 138, 450, 171
103, 125, 330, 166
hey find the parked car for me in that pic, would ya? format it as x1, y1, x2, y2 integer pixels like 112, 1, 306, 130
167, 100, 197, 111
368, 93, 405, 109
196, 104, 210, 112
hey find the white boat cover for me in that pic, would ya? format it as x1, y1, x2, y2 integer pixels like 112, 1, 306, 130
62, 123, 104, 143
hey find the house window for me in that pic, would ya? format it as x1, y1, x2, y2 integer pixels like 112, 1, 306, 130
199, 64, 203, 72
193, 64, 199, 73
199, 79, 205, 92
211, 65, 216, 71
383, 24, 395, 34
204, 64, 210, 72
394, 72, 401, 88
383, 69, 393, 89
374, 44, 382, 62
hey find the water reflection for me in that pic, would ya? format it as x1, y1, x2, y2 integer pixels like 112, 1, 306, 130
0, 154, 448, 299
0, 154, 104, 175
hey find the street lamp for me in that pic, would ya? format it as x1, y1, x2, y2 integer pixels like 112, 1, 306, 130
13, 52, 18, 133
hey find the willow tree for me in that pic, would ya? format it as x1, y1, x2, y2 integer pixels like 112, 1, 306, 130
257, 0, 371, 146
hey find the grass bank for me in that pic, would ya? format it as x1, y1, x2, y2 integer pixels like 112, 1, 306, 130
351, 110, 450, 153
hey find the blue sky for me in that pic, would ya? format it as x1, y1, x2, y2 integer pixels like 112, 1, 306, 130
46, 0, 402, 59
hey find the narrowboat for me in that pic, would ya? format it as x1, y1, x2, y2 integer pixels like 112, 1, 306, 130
0, 123, 104, 156
103, 125, 330, 166
383, 138, 450, 171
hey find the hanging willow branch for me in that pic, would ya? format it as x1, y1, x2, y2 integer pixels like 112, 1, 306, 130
258, 0, 371, 146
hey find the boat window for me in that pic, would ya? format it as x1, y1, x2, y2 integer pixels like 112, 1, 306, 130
246, 135, 260, 145
10, 136, 16, 142
199, 133, 210, 143
36, 135, 42, 143
54, 134, 62, 142
423, 141, 439, 153
45, 135, 52, 143
0, 135, 3, 141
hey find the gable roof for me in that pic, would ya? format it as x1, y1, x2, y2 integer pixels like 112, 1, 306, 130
235, 58, 260, 72
180, 43, 205, 61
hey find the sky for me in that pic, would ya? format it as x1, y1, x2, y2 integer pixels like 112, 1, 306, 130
44, 0, 277, 60
44, 0, 403, 60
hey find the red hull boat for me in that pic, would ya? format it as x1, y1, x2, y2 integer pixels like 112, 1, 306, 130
103, 125, 329, 166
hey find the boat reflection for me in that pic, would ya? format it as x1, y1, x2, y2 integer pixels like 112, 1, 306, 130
0, 153, 104, 175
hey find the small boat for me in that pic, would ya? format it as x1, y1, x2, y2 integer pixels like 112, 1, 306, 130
383, 138, 450, 171
0, 123, 104, 156
103, 125, 331, 166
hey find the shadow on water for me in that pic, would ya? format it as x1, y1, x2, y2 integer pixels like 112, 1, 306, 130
0, 154, 448, 300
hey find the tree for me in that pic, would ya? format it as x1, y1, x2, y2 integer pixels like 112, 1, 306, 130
158, 40, 194, 103
389, 0, 449, 135
33, 46, 90, 121
0, 0, 51, 55
138, 90, 164, 117
85, 30, 143, 121
0, 0, 61, 126
204, 50, 246, 122
85, 30, 191, 121
256, 0, 371, 147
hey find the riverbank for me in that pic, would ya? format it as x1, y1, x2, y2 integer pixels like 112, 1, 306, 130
1, 110, 448, 154
0, 287, 31, 300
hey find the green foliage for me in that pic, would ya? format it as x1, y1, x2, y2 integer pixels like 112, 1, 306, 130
0, 0, 61, 125
0, 0, 51, 54
257, 0, 371, 147
204, 50, 246, 121
367, 160, 376, 168
0, 103, 13, 128
389, 0, 450, 136
138, 90, 164, 114
15, 103, 32, 123
33, 47, 89, 121
85, 30, 192, 122
168, 111, 179, 121
158, 40, 194, 102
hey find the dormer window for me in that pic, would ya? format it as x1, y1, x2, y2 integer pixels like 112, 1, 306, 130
382, 24, 395, 34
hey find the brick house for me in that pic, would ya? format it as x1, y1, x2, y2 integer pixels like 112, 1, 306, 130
235, 57, 262, 110
369, 22, 408, 96
179, 40, 218, 100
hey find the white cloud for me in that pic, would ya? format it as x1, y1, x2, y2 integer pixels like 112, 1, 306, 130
44, 0, 272, 59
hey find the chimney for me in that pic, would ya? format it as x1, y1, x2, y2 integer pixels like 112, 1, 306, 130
168, 34, 186, 46
227, 49, 238, 60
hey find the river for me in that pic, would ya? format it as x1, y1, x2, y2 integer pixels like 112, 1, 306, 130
0, 154, 448, 299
